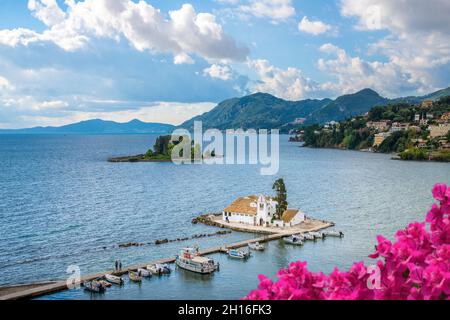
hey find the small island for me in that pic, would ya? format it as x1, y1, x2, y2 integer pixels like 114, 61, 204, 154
108, 135, 217, 163
194, 178, 335, 234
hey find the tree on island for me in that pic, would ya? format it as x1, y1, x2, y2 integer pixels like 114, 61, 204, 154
153, 135, 172, 155
273, 178, 288, 219
145, 134, 211, 162
143, 135, 176, 160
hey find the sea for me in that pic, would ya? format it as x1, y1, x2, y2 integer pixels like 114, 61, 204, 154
0, 134, 448, 299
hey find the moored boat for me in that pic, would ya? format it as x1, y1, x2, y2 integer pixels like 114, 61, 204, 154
137, 268, 152, 277
83, 280, 105, 293
309, 232, 324, 240
175, 247, 219, 274
227, 249, 251, 259
323, 231, 344, 238
129, 271, 142, 282
147, 263, 171, 275
284, 235, 304, 246
98, 280, 112, 288
248, 242, 265, 251
105, 274, 124, 285
303, 233, 316, 241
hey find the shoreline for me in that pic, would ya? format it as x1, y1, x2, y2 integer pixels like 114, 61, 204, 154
108, 155, 172, 163
299, 144, 450, 163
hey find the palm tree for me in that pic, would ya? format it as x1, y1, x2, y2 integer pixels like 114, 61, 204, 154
272, 178, 288, 219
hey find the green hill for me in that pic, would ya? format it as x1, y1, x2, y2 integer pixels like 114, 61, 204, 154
180, 93, 331, 130
305, 89, 389, 124
180, 87, 450, 130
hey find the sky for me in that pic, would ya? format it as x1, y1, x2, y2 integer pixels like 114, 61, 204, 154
0, 0, 450, 128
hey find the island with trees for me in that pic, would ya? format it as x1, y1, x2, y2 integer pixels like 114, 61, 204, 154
108, 135, 217, 163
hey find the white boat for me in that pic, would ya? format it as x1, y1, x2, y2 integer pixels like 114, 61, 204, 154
147, 263, 171, 275
175, 248, 219, 274
309, 232, 324, 240
284, 235, 304, 246
137, 268, 152, 277
227, 249, 251, 259
248, 242, 265, 251
303, 233, 316, 241
323, 231, 344, 238
294, 234, 305, 241
104, 274, 124, 285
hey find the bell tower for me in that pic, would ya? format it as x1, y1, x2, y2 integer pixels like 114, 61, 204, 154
257, 195, 268, 223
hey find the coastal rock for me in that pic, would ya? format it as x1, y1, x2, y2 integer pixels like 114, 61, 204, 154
155, 239, 169, 245
118, 242, 145, 248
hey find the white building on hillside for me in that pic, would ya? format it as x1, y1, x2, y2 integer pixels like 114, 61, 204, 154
222, 195, 305, 228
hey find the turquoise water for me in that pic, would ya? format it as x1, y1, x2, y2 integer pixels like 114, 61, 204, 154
0, 134, 449, 300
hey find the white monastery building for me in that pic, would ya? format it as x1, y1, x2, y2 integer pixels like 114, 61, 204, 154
222, 195, 305, 228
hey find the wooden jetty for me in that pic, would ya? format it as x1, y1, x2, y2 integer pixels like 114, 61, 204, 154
0, 219, 333, 301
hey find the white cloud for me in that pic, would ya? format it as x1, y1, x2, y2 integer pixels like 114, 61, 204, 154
28, 0, 66, 27
31, 100, 69, 111
318, 43, 418, 97
340, 0, 450, 34
339, 0, 450, 94
0, 75, 13, 90
173, 53, 195, 65
0, 0, 248, 63
247, 59, 326, 100
298, 16, 334, 36
0, 28, 42, 47
239, 0, 296, 22
203, 64, 233, 81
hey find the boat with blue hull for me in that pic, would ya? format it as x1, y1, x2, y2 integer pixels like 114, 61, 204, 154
227, 249, 251, 259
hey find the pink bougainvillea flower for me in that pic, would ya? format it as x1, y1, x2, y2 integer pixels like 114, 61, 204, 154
245, 183, 450, 301
432, 183, 448, 202
427, 204, 443, 223
432, 183, 447, 202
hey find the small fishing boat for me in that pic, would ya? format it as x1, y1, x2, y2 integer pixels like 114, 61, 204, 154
303, 233, 316, 241
309, 232, 324, 240
227, 249, 251, 259
98, 280, 112, 288
83, 280, 105, 293
147, 263, 171, 275
128, 271, 142, 282
284, 235, 304, 246
294, 234, 306, 241
175, 247, 219, 274
248, 242, 265, 251
137, 268, 152, 277
323, 231, 344, 238
105, 274, 123, 285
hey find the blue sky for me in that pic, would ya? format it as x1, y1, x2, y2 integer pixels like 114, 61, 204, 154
0, 0, 450, 128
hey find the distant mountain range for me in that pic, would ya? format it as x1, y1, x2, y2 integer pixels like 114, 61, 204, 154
2, 87, 449, 134
0, 119, 175, 134
180, 87, 450, 130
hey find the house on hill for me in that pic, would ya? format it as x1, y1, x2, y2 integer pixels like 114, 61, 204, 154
222, 195, 305, 228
